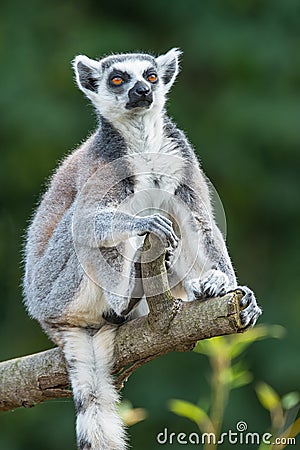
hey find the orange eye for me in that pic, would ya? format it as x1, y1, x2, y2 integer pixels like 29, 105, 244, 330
111, 76, 124, 86
147, 73, 158, 83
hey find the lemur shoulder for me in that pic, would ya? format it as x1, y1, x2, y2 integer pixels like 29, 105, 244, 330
24, 48, 262, 450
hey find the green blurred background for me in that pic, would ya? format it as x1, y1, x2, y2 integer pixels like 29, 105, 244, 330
0, 0, 299, 449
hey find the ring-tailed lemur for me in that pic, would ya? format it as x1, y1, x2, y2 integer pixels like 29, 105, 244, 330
24, 48, 262, 450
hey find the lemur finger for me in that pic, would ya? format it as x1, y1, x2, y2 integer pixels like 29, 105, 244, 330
152, 214, 179, 241
152, 213, 179, 236
149, 217, 178, 248
144, 219, 173, 247
151, 222, 178, 248
137, 214, 179, 247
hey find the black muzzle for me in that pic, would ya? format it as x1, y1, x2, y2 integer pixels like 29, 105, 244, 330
126, 81, 153, 109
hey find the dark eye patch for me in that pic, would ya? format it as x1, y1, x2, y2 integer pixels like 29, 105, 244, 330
108, 69, 131, 88
143, 67, 158, 84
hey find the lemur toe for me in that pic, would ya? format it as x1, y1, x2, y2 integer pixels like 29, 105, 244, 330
185, 270, 231, 301
237, 286, 262, 329
200, 269, 230, 299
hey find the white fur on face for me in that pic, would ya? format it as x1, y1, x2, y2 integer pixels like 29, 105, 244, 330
94, 59, 166, 125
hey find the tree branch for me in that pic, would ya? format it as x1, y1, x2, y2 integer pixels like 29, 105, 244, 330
0, 234, 246, 412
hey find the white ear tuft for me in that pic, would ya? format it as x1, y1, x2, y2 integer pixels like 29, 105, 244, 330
155, 48, 182, 91
72, 55, 102, 95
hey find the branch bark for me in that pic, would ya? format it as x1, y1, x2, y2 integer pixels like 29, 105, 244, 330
0, 234, 245, 412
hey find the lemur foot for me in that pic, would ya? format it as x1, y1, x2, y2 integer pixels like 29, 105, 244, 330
234, 286, 262, 329
185, 273, 262, 328
186, 269, 230, 300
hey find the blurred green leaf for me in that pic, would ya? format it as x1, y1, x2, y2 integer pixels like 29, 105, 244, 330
255, 382, 281, 412
194, 336, 229, 356
168, 399, 213, 432
118, 400, 147, 427
194, 325, 285, 360
281, 392, 300, 410
228, 362, 253, 389
228, 325, 285, 359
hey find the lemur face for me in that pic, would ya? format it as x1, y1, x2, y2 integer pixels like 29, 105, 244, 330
103, 57, 158, 112
73, 49, 181, 123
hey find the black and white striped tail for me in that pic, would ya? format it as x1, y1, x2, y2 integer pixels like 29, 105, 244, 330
62, 327, 126, 450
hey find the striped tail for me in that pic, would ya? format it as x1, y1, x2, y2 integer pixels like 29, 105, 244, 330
62, 326, 126, 450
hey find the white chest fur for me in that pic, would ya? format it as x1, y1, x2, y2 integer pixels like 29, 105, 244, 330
116, 112, 185, 214
126, 145, 185, 217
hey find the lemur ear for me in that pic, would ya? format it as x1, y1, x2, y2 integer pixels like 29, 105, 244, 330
72, 55, 102, 95
155, 48, 182, 91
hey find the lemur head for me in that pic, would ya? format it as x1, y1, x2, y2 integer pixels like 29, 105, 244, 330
73, 48, 181, 123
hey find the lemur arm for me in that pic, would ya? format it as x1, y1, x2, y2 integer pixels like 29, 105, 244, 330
72, 207, 178, 249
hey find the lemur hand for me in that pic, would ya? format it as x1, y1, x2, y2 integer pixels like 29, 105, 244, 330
135, 213, 179, 249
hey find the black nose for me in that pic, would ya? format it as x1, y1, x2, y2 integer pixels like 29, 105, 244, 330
132, 81, 150, 96
127, 81, 153, 110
